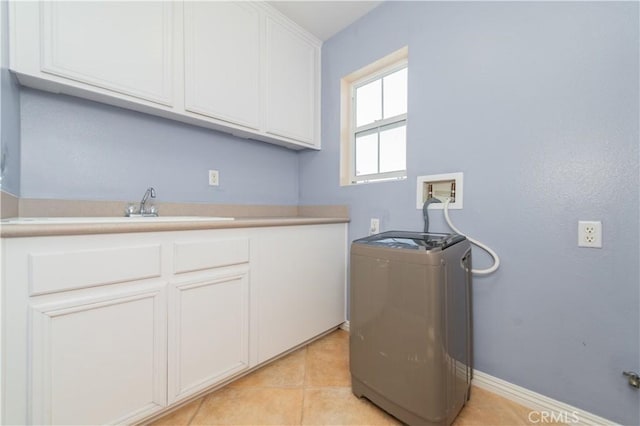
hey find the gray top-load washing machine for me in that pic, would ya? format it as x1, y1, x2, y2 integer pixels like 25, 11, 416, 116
350, 231, 472, 426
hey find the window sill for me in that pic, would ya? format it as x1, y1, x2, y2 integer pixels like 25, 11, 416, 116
341, 175, 407, 187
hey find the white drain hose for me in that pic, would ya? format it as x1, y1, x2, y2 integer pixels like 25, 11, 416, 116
443, 198, 500, 275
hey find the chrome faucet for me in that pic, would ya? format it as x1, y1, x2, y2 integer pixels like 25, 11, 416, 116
125, 187, 159, 217
139, 187, 156, 215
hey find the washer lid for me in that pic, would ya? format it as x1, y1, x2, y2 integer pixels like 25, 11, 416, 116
353, 230, 465, 251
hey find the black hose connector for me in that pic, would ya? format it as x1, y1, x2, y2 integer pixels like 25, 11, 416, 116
422, 197, 442, 233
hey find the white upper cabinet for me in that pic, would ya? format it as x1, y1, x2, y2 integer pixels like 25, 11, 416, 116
9, 1, 321, 150
42, 1, 173, 106
265, 17, 319, 145
184, 2, 261, 129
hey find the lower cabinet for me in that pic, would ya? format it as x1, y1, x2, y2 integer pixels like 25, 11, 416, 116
1, 223, 347, 425
168, 269, 250, 403
30, 282, 168, 425
252, 224, 347, 363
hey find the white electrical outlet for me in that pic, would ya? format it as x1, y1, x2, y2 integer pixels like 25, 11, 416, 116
208, 170, 219, 186
369, 218, 380, 235
578, 220, 602, 248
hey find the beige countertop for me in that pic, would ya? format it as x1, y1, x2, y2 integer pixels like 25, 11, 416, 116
0, 216, 349, 238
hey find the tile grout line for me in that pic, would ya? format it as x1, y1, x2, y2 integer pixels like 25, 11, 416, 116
300, 346, 310, 425
186, 396, 206, 426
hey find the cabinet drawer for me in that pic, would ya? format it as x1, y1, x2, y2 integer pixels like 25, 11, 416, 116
29, 245, 162, 295
173, 238, 249, 274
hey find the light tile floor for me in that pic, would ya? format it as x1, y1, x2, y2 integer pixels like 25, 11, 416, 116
149, 329, 555, 425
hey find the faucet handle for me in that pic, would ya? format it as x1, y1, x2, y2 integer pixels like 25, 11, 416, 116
147, 204, 159, 217
623, 371, 640, 388
125, 204, 136, 217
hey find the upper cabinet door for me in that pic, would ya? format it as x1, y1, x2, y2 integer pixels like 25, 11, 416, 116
184, 2, 261, 130
40, 1, 174, 106
265, 17, 319, 146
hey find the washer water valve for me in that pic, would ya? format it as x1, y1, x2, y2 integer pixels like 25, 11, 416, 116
416, 172, 464, 210
623, 371, 640, 389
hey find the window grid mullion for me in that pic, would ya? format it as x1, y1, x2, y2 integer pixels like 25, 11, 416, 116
355, 113, 407, 134
376, 131, 381, 174
378, 75, 383, 174
380, 71, 385, 121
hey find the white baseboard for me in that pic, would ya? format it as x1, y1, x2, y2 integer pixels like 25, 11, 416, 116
340, 320, 350, 332
472, 370, 617, 426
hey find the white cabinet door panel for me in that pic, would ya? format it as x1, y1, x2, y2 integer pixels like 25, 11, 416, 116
265, 18, 317, 144
253, 225, 346, 363
30, 283, 167, 425
184, 2, 260, 129
41, 1, 174, 105
169, 270, 250, 403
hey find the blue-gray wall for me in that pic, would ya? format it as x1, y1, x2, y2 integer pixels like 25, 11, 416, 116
0, 0, 21, 196
298, 2, 639, 424
3, 1, 639, 423
19, 89, 299, 205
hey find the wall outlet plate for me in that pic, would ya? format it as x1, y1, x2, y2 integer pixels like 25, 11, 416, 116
208, 170, 219, 186
578, 220, 602, 248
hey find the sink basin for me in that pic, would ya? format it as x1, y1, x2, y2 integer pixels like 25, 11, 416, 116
1, 216, 235, 225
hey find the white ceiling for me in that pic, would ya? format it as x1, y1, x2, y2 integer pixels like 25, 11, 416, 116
268, 1, 383, 41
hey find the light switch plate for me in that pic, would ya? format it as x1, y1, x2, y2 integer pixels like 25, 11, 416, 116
369, 218, 380, 235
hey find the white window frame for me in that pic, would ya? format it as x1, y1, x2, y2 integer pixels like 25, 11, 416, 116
350, 62, 407, 183
340, 46, 408, 186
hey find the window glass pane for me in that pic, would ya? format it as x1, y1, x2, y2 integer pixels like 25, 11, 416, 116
355, 132, 378, 176
356, 79, 382, 127
383, 67, 407, 119
379, 124, 406, 173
